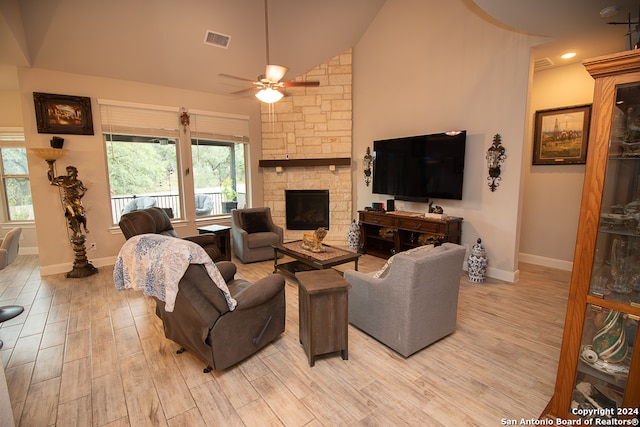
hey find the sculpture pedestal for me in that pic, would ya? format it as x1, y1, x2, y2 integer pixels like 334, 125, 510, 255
66, 235, 97, 278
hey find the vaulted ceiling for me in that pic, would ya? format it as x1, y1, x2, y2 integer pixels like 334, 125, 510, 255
1, 0, 639, 96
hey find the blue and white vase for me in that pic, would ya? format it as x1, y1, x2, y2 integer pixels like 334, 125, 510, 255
468, 238, 488, 283
347, 219, 361, 251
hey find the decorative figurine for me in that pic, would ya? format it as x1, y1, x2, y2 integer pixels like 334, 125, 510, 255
302, 227, 327, 253
47, 161, 97, 278
428, 201, 444, 214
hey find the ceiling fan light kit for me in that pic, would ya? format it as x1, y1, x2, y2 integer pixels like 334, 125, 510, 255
256, 87, 284, 103
219, 0, 320, 103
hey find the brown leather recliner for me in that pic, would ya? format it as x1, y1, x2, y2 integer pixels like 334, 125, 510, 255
119, 207, 223, 261
154, 261, 286, 371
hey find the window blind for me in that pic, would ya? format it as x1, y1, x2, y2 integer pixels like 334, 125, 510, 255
98, 100, 180, 138
189, 110, 250, 144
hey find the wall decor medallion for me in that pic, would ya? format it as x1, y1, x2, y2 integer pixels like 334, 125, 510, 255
33, 92, 94, 135
532, 104, 591, 165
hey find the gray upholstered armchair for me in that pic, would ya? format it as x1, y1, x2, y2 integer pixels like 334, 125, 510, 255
195, 194, 213, 216
344, 243, 466, 357
0, 228, 21, 270
120, 196, 157, 214
231, 207, 283, 263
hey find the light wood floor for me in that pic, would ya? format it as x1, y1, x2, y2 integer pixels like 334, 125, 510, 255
0, 252, 571, 426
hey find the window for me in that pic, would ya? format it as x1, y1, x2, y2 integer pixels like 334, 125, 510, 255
100, 101, 181, 223
105, 134, 180, 220
0, 130, 32, 221
191, 139, 246, 216
99, 101, 250, 224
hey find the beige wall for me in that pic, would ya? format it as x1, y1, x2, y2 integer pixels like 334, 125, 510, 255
3, 0, 599, 278
17, 67, 261, 275
520, 62, 595, 270
353, 0, 538, 281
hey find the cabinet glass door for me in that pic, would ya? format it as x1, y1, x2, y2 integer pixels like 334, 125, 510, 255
579, 80, 640, 421
571, 304, 637, 419
590, 82, 640, 307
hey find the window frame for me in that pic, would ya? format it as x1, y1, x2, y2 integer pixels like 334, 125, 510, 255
98, 101, 250, 225
0, 128, 33, 223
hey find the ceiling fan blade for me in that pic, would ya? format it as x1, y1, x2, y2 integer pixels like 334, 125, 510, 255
281, 81, 320, 87
265, 65, 289, 82
230, 87, 260, 95
219, 73, 257, 83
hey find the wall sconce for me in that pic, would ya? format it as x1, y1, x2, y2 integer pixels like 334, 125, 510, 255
363, 147, 372, 186
486, 134, 506, 192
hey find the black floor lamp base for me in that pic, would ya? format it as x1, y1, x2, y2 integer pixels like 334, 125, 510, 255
0, 305, 25, 350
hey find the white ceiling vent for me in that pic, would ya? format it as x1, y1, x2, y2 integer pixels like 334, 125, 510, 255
534, 57, 554, 70
204, 30, 231, 49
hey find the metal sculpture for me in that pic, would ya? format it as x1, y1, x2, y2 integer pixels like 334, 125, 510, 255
47, 160, 97, 278
486, 134, 506, 192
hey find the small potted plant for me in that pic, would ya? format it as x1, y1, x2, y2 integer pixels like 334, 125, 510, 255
221, 179, 238, 213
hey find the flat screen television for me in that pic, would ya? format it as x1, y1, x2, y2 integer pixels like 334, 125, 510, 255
372, 130, 466, 201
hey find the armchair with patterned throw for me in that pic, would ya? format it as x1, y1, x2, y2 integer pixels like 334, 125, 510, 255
119, 207, 223, 261
114, 234, 286, 371
344, 243, 466, 357
231, 207, 283, 263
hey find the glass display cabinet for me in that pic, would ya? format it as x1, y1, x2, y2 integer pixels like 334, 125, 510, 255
546, 50, 640, 423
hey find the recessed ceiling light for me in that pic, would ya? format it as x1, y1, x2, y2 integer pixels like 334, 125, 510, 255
561, 52, 577, 59
600, 6, 618, 18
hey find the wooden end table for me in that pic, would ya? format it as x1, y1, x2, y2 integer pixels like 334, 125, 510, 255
197, 224, 231, 261
295, 269, 351, 367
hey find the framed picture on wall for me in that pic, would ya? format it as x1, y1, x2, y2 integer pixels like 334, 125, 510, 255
33, 92, 94, 135
532, 104, 591, 165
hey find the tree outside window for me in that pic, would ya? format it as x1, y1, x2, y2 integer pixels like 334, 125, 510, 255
191, 139, 246, 216
105, 135, 180, 222
1, 147, 33, 221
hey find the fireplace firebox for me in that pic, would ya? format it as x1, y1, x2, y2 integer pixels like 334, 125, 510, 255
285, 190, 329, 230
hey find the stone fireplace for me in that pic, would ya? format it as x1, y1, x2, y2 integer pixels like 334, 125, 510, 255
260, 49, 353, 245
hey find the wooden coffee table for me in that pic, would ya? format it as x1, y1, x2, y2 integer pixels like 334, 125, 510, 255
272, 240, 360, 278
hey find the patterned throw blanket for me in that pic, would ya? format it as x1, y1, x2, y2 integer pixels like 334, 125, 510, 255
113, 234, 237, 312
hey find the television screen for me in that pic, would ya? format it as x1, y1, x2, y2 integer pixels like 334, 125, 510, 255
372, 131, 466, 201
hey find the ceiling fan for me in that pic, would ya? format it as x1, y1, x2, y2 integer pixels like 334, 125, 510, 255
219, 0, 319, 103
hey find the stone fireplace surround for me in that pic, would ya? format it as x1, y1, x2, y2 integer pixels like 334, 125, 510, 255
260, 49, 354, 246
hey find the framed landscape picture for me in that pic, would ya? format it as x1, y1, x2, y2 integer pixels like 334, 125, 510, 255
33, 92, 94, 135
532, 104, 591, 165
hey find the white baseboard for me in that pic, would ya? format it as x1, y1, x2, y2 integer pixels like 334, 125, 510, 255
463, 263, 519, 283
518, 252, 573, 271
39, 256, 118, 276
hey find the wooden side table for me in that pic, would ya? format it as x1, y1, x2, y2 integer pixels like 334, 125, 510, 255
197, 224, 231, 261
295, 269, 351, 367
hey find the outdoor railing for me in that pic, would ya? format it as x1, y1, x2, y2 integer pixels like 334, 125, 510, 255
111, 192, 246, 223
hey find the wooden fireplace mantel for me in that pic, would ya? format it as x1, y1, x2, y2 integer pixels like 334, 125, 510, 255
258, 158, 351, 168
